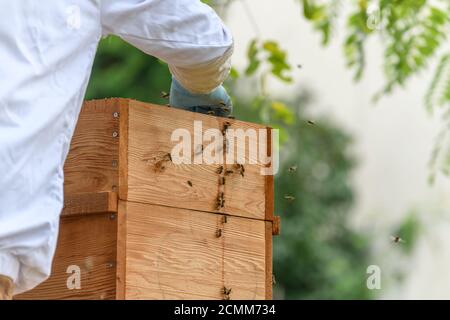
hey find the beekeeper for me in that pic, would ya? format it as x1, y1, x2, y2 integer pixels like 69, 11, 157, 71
0, 0, 233, 299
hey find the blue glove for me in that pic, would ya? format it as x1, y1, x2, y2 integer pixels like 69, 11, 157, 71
169, 77, 233, 118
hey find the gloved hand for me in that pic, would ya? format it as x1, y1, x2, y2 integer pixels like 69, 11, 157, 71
169, 77, 233, 118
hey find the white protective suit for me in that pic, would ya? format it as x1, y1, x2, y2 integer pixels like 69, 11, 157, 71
0, 0, 233, 295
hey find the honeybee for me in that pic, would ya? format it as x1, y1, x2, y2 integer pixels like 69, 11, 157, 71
216, 229, 223, 238
154, 153, 172, 172
216, 192, 225, 210
216, 166, 224, 174
222, 122, 230, 135
160, 91, 170, 99
391, 236, 405, 244
288, 165, 297, 173
233, 163, 245, 177
187, 181, 193, 187
222, 287, 232, 295
222, 286, 232, 300
307, 120, 315, 125
225, 169, 234, 176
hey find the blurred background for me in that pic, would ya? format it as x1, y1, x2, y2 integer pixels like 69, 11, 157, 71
86, 0, 450, 299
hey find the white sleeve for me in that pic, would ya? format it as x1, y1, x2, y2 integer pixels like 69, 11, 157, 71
101, 0, 234, 93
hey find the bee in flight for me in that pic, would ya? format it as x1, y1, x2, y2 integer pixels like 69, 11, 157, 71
288, 165, 297, 173
284, 195, 295, 202
391, 236, 405, 244
160, 91, 170, 99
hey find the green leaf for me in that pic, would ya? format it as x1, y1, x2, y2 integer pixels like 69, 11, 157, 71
245, 39, 261, 76
271, 101, 295, 124
263, 40, 293, 83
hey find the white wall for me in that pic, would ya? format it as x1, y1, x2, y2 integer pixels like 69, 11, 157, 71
225, 0, 450, 299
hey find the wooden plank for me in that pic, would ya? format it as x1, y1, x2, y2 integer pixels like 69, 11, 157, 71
64, 99, 120, 195
118, 98, 130, 201
62, 192, 118, 217
265, 127, 275, 221
16, 213, 117, 300
116, 201, 128, 300
122, 201, 267, 300
123, 99, 270, 220
265, 221, 273, 300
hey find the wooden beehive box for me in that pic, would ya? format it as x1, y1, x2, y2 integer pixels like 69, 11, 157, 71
17, 98, 279, 300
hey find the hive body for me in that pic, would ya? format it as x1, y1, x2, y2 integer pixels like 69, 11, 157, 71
16, 99, 277, 300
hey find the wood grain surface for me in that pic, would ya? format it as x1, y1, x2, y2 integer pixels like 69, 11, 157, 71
122, 100, 270, 220
61, 192, 118, 217
16, 213, 117, 300
64, 99, 120, 195
121, 201, 268, 300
